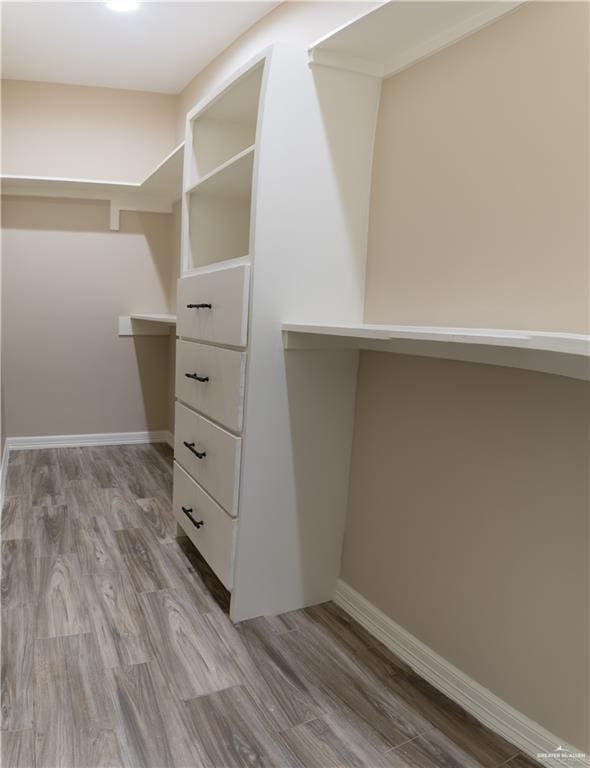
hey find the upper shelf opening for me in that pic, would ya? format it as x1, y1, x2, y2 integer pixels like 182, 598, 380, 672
309, 1, 524, 78
189, 63, 264, 183
186, 148, 253, 269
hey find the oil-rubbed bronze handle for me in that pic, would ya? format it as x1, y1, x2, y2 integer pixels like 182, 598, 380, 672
186, 303, 212, 309
183, 441, 206, 460
181, 506, 204, 529
185, 372, 209, 382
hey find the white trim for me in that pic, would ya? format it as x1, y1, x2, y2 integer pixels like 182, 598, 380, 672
118, 316, 175, 336
308, 2, 523, 80
334, 580, 587, 768
308, 49, 384, 79
163, 431, 174, 448
1, 143, 184, 232
381, 2, 524, 80
282, 323, 590, 383
5, 431, 173, 451
0, 445, 9, 510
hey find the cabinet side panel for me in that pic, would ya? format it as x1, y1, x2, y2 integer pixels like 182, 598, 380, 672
231, 46, 380, 620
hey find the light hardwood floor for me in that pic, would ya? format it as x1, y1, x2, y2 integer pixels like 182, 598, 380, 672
1, 444, 541, 768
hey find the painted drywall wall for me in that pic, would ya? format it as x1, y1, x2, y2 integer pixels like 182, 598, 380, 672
1, 80, 180, 439
342, 353, 589, 750
364, 1, 589, 334
1, 80, 177, 181
1, 197, 174, 437
341, 2, 590, 751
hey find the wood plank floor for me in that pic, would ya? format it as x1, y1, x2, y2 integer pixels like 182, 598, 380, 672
1, 444, 541, 768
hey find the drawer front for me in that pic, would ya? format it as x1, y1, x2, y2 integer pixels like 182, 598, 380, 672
174, 402, 241, 516
176, 340, 246, 433
177, 264, 250, 347
172, 462, 236, 589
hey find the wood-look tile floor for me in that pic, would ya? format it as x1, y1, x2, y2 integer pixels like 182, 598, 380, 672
1, 444, 541, 768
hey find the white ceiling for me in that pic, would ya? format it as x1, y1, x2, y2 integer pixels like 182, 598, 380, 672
0, 1, 279, 94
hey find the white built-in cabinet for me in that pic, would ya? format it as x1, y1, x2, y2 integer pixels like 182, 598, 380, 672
172, 45, 376, 622
172, 0, 589, 623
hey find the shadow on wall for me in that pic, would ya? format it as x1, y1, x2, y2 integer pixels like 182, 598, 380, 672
310, 65, 381, 314
131, 335, 172, 432
283, 348, 359, 603
0, 195, 111, 231
134, 210, 178, 314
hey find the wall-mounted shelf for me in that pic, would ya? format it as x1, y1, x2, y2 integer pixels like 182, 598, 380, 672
1, 142, 185, 231
309, 1, 523, 78
282, 322, 590, 382
118, 314, 176, 336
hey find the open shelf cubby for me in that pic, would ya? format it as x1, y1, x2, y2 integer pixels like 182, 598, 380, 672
188, 62, 263, 185
187, 146, 253, 269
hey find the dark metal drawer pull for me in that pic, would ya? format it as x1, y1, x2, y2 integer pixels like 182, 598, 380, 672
181, 506, 204, 529
183, 441, 206, 460
186, 303, 212, 309
185, 372, 209, 382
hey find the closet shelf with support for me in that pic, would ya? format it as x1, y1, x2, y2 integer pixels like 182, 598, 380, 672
118, 314, 177, 337
0, 142, 184, 231
282, 322, 590, 381
308, 0, 523, 78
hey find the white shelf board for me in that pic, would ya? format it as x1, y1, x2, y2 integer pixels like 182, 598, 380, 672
183, 254, 251, 278
130, 313, 176, 324
282, 322, 590, 381
309, 1, 524, 78
186, 145, 254, 199
119, 314, 176, 337
1, 142, 184, 230
141, 143, 185, 201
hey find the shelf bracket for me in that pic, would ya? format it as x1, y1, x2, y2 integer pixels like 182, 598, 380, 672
109, 202, 121, 231
118, 316, 171, 336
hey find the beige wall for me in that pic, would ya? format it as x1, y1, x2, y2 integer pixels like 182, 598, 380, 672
1, 80, 177, 180
342, 2, 590, 751
1, 80, 180, 439
364, 2, 589, 334
342, 353, 589, 749
1, 197, 174, 437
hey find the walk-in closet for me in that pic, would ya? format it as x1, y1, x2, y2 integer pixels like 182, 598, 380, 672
1, 2, 588, 766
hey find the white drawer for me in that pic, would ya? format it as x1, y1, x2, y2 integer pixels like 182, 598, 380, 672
177, 264, 249, 348
172, 462, 236, 589
174, 402, 241, 516
176, 340, 246, 433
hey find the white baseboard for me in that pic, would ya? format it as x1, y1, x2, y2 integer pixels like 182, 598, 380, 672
5, 430, 173, 451
0, 430, 174, 509
334, 580, 587, 768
